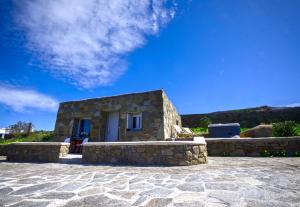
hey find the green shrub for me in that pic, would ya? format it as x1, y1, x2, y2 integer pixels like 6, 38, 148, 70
198, 117, 212, 129
295, 124, 300, 136
10, 133, 28, 139
191, 127, 207, 133
42, 133, 53, 141
272, 121, 297, 137
261, 149, 271, 157
240, 128, 250, 133
260, 149, 287, 157
0, 131, 53, 145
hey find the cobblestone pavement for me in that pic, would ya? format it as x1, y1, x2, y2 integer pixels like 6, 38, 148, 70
0, 157, 299, 207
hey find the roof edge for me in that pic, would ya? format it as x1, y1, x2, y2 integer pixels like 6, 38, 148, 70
60, 89, 164, 105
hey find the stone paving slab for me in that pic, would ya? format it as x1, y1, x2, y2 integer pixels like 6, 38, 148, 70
0, 157, 299, 207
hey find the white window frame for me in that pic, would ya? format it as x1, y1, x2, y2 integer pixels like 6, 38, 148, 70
127, 112, 142, 131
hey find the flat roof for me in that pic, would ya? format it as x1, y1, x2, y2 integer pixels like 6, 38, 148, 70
60, 89, 163, 104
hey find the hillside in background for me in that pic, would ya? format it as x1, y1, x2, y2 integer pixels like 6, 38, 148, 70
181, 106, 300, 128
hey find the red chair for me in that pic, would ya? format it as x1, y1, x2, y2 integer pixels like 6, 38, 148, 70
75, 138, 88, 153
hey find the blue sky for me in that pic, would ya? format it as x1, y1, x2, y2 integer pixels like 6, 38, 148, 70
0, 0, 300, 130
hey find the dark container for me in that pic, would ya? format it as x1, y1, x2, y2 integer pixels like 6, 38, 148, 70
208, 123, 240, 138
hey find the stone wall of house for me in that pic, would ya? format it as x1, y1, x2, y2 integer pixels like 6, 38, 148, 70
206, 137, 300, 156
162, 91, 182, 138
0, 145, 8, 156
6, 142, 70, 162
54, 90, 166, 142
82, 141, 207, 166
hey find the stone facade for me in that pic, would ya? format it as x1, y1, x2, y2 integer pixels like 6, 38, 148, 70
6, 142, 70, 162
163, 92, 182, 138
54, 90, 181, 142
206, 137, 300, 156
82, 141, 207, 166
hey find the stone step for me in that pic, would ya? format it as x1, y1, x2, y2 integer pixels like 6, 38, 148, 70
59, 153, 82, 164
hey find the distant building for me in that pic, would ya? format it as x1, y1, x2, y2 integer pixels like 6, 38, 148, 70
0, 128, 11, 139
54, 90, 181, 142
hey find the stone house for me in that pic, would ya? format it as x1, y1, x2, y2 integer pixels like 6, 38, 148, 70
54, 90, 181, 142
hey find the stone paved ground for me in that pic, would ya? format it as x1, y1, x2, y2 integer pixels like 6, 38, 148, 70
0, 157, 299, 207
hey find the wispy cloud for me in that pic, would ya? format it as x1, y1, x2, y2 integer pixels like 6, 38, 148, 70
0, 85, 59, 112
285, 103, 300, 107
13, 0, 176, 88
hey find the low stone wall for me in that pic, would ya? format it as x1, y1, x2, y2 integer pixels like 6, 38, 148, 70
206, 137, 300, 156
83, 141, 207, 166
6, 142, 70, 162
0, 145, 8, 156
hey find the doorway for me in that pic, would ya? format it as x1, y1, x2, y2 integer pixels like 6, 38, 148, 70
70, 118, 90, 154
106, 111, 119, 142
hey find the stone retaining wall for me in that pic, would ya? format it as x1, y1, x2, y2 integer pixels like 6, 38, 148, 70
83, 141, 207, 166
0, 144, 8, 156
6, 142, 70, 162
206, 137, 300, 156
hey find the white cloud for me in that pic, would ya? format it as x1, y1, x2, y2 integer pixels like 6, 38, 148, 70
13, 0, 176, 88
285, 103, 300, 107
0, 85, 59, 112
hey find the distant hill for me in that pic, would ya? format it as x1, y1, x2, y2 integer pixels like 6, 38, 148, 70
181, 106, 300, 128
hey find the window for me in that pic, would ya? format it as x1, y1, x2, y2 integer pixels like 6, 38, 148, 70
127, 113, 142, 130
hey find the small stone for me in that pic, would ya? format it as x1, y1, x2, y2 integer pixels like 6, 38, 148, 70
0, 187, 13, 195
178, 161, 189, 166
130, 182, 153, 191
200, 145, 206, 152
9, 201, 50, 207
205, 183, 238, 191
152, 174, 169, 180
170, 174, 186, 180
245, 199, 286, 207
133, 195, 150, 206
35, 192, 75, 199
186, 151, 193, 158
161, 149, 173, 156
78, 187, 105, 197
129, 177, 144, 184
208, 190, 240, 205
177, 183, 204, 192
57, 182, 86, 192
11, 183, 59, 195
192, 146, 200, 154
0, 196, 23, 206
108, 190, 136, 199
103, 180, 127, 190
64, 195, 131, 207
144, 198, 173, 207
174, 201, 205, 207
140, 187, 173, 197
